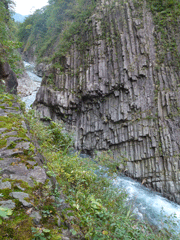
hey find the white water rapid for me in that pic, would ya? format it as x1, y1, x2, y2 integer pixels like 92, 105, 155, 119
21, 61, 42, 108
111, 173, 180, 234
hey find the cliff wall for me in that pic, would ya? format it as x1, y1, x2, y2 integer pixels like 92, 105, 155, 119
33, 0, 180, 203
0, 60, 18, 94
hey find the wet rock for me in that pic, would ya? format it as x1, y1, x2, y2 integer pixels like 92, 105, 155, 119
17, 71, 39, 97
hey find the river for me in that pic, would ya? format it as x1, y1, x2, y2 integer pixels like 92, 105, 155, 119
21, 61, 180, 236
21, 61, 42, 108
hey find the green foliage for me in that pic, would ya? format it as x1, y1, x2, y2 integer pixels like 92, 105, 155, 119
94, 150, 128, 173
18, 0, 97, 62
147, 0, 180, 68
0, 207, 13, 224
0, 0, 23, 75
25, 109, 73, 152
31, 227, 51, 240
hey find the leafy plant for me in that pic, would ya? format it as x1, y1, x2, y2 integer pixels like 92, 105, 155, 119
0, 207, 13, 224
31, 227, 51, 240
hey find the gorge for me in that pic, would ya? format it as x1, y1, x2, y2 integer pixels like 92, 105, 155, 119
1, 0, 180, 238
21, 0, 180, 204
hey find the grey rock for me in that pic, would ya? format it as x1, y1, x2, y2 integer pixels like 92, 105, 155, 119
10, 192, 32, 207
0, 109, 7, 117
15, 141, 31, 150
21, 199, 33, 207
56, 215, 61, 227
0, 161, 46, 186
0, 200, 16, 209
6, 137, 22, 147
1, 131, 17, 138
29, 166, 47, 184
27, 160, 37, 166
0, 128, 7, 134
0, 180, 11, 189
0, 149, 24, 158
30, 211, 42, 225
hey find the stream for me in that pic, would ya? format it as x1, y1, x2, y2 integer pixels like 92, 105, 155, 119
21, 61, 180, 236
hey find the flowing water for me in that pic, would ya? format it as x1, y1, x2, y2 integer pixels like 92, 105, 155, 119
21, 63, 180, 235
111, 173, 180, 233
22, 61, 42, 108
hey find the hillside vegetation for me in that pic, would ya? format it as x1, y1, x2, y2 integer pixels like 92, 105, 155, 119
18, 0, 180, 69
0, 0, 22, 75
18, 0, 97, 63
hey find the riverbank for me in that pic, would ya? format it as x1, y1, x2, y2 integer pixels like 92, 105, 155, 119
17, 61, 40, 98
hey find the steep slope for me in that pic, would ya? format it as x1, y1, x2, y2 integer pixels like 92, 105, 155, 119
22, 0, 180, 203
0, 0, 22, 93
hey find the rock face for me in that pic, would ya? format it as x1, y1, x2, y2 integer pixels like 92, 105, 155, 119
0, 61, 18, 94
33, 1, 180, 203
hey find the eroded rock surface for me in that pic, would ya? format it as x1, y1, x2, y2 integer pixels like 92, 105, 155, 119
33, 1, 180, 203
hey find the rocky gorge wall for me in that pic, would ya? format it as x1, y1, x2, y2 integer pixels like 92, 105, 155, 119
33, 0, 180, 203
0, 60, 18, 94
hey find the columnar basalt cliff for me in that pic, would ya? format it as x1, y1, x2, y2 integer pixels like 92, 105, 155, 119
33, 1, 180, 203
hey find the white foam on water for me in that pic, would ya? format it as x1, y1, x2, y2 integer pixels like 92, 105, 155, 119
111, 174, 180, 232
22, 61, 42, 108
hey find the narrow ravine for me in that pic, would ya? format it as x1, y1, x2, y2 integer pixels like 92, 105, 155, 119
21, 64, 180, 236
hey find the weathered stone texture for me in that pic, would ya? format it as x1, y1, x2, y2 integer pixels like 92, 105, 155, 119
33, 1, 180, 203
0, 61, 18, 94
